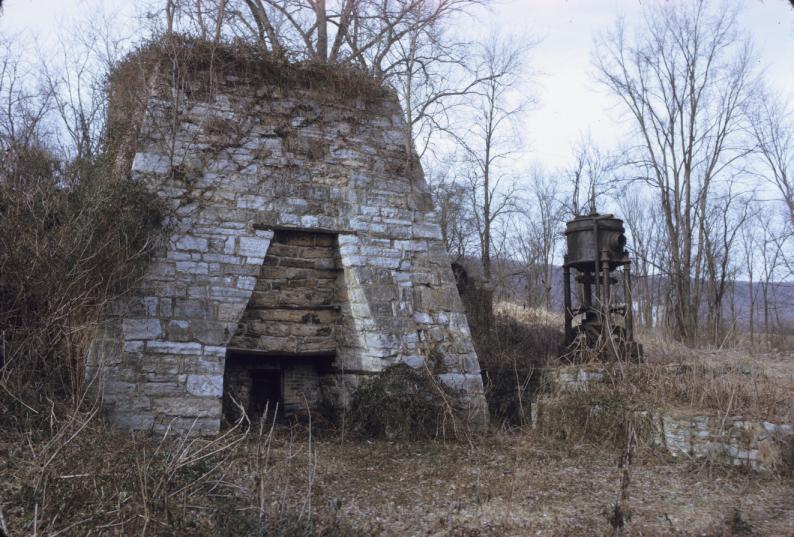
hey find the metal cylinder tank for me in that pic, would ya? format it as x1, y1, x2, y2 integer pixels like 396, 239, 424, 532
564, 213, 627, 271
562, 211, 642, 362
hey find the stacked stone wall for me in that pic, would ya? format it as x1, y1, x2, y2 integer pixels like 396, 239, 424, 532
89, 62, 486, 433
229, 230, 342, 354
221, 356, 325, 420
531, 365, 794, 471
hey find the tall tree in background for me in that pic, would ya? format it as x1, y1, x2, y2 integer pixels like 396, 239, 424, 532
426, 155, 476, 261
751, 91, 794, 229
563, 136, 618, 217
700, 184, 750, 344
617, 189, 666, 330
515, 170, 564, 309
158, 0, 484, 81
595, 1, 757, 342
453, 34, 527, 284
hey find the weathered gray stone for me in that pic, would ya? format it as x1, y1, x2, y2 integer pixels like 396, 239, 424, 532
175, 235, 209, 252
132, 152, 171, 174
238, 236, 271, 257
122, 319, 162, 340
186, 374, 224, 397
146, 341, 202, 355
90, 60, 485, 435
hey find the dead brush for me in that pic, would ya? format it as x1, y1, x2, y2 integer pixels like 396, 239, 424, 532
0, 399, 355, 537
347, 363, 464, 441
0, 149, 166, 431
533, 355, 794, 453
620, 360, 794, 423
477, 306, 563, 427
533, 373, 656, 450
114, 34, 387, 108
1, 405, 252, 536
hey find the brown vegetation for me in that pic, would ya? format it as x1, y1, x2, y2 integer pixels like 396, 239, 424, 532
113, 34, 387, 103
0, 147, 165, 432
347, 363, 464, 441
2, 411, 793, 536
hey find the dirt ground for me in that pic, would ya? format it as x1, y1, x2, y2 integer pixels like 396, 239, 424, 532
248, 431, 794, 537
3, 343, 792, 536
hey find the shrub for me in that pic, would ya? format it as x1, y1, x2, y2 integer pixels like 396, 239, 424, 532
476, 307, 564, 427
347, 363, 461, 440
0, 145, 166, 431
532, 379, 656, 449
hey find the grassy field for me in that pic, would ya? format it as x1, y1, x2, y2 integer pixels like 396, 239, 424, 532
2, 305, 793, 536
2, 421, 793, 536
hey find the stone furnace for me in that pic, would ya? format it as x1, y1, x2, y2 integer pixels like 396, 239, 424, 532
88, 45, 486, 434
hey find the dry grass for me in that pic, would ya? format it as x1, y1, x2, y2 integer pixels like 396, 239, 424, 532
113, 34, 387, 107
477, 305, 563, 427
488, 304, 794, 424
634, 329, 794, 422
3, 416, 792, 537
494, 301, 564, 327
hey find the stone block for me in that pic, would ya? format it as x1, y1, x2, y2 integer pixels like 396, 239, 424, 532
238, 236, 271, 257
202, 347, 227, 358
191, 320, 228, 345
173, 299, 211, 319
399, 355, 425, 368
123, 340, 145, 353
438, 373, 484, 394
132, 152, 171, 174
123, 319, 162, 340
143, 382, 185, 397
202, 253, 240, 264
218, 302, 247, 321
166, 320, 192, 341
146, 341, 202, 355
236, 276, 257, 290
208, 286, 252, 300
111, 413, 155, 431
186, 374, 224, 397
413, 311, 433, 324
153, 397, 222, 418
175, 235, 209, 252
176, 261, 209, 275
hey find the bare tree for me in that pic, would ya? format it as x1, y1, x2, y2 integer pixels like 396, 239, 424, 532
740, 201, 767, 349
451, 34, 528, 285
617, 188, 666, 331
0, 37, 51, 157
594, 1, 758, 342
750, 90, 793, 228
426, 154, 476, 261
701, 183, 751, 345
158, 0, 484, 81
514, 169, 564, 310
391, 17, 494, 163
563, 135, 619, 217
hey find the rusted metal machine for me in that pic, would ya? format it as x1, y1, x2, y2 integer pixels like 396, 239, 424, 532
562, 212, 642, 361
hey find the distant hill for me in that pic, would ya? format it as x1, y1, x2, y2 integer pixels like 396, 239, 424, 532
452, 256, 794, 333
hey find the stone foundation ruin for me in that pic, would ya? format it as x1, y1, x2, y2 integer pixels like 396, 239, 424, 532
88, 44, 486, 434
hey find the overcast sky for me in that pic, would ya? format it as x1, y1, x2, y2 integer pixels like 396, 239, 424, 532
2, 0, 793, 171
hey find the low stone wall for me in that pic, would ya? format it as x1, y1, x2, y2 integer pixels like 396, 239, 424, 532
531, 365, 793, 471
550, 365, 606, 389
656, 413, 793, 470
